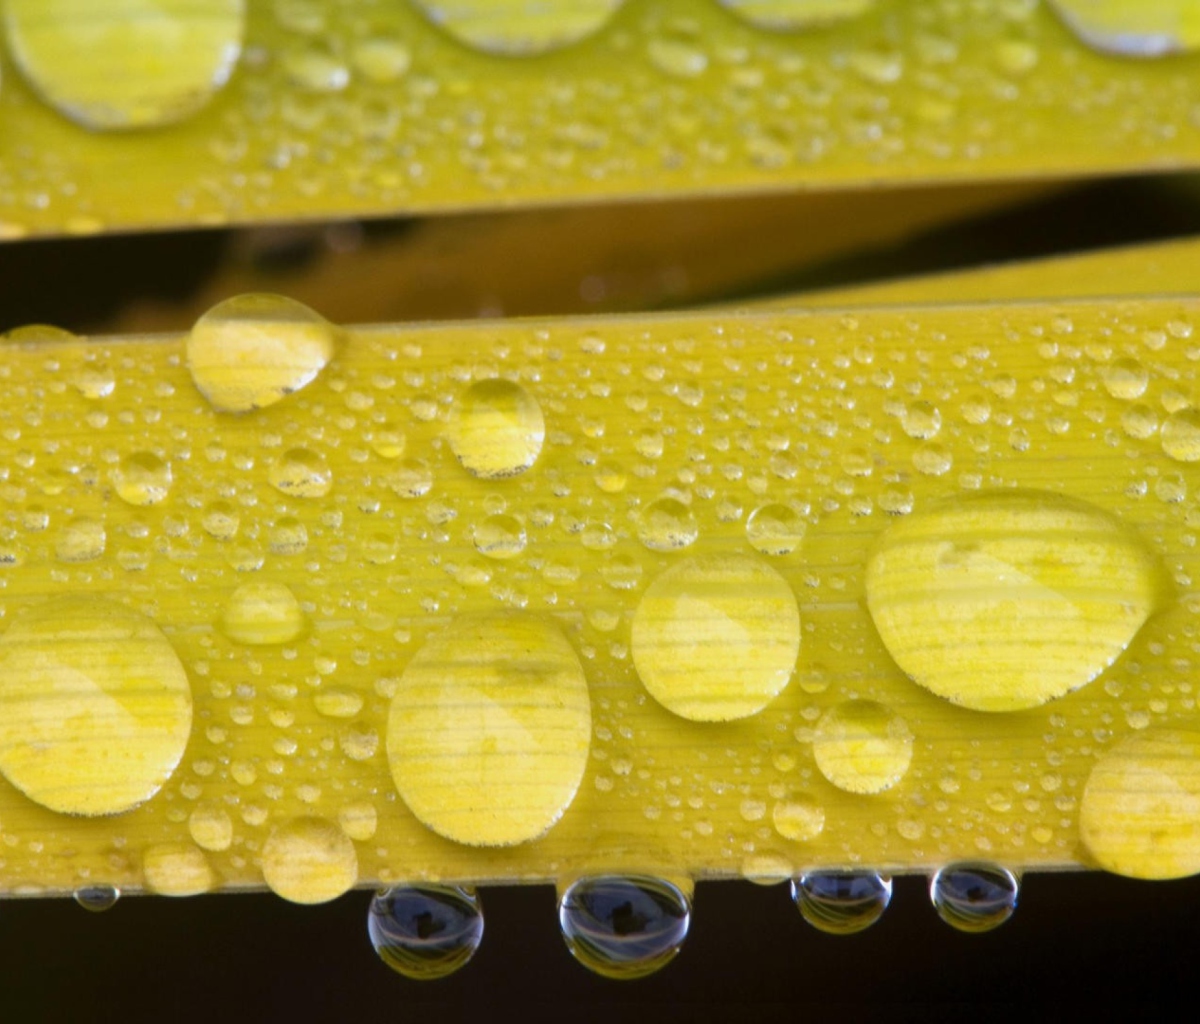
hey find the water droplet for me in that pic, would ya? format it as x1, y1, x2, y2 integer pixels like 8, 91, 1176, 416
189, 802, 234, 852
413, 0, 624, 55
1080, 727, 1200, 879
351, 36, 411, 83
746, 503, 807, 556
369, 423, 406, 459
269, 447, 332, 498
74, 884, 120, 912
73, 360, 115, 399
791, 871, 892, 935
201, 500, 239, 540
56, 516, 105, 562
314, 688, 364, 718
473, 514, 527, 560
1048, 0, 1200, 57
388, 458, 434, 499
111, 451, 171, 506
1161, 409, 1200, 462
632, 555, 799, 721
369, 886, 484, 980
4, 0, 244, 129
188, 294, 336, 414
0, 598, 192, 815
222, 581, 306, 645
901, 400, 942, 440
865, 490, 1164, 712
813, 700, 912, 794
930, 863, 1019, 933
772, 796, 825, 842
558, 875, 691, 980
636, 498, 698, 552
1102, 357, 1150, 400
143, 843, 214, 897
719, 0, 873, 31
447, 379, 544, 480
282, 43, 349, 91
647, 36, 708, 78
387, 614, 591, 846
268, 516, 308, 555
262, 816, 358, 904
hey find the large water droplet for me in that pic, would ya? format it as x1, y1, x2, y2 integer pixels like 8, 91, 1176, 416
368, 885, 484, 980
187, 294, 336, 414
262, 816, 358, 904
813, 700, 912, 794
930, 863, 1019, 933
387, 614, 591, 846
447, 379, 545, 480
558, 875, 691, 980
1080, 727, 1200, 879
111, 451, 172, 506
746, 503, 807, 556
0, 598, 192, 815
268, 447, 332, 498
865, 490, 1164, 712
719, 0, 873, 30
142, 843, 214, 897
791, 871, 892, 935
631, 555, 800, 721
636, 497, 698, 552
1048, 0, 1200, 57
222, 581, 306, 645
74, 884, 120, 912
412, 0, 623, 55
4, 0, 244, 129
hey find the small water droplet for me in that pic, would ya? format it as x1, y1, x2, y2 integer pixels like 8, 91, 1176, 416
369, 423, 407, 459
189, 802, 234, 852
369, 886, 484, 980
412, 0, 623, 55
746, 503, 807, 555
222, 581, 306, 645
351, 35, 411, 83
930, 863, 1019, 933
74, 884, 120, 912
473, 514, 527, 560
73, 360, 115, 400
56, 516, 105, 562
558, 875, 691, 980
188, 294, 336, 414
201, 500, 239, 540
772, 796, 825, 842
268, 516, 308, 555
636, 498, 698, 552
112, 451, 172, 506
791, 871, 892, 935
1048, 0, 1200, 57
262, 816, 358, 905
143, 843, 214, 897
1161, 409, 1200, 462
631, 555, 800, 721
813, 700, 912, 794
447, 379, 545, 480
647, 36, 708, 78
282, 44, 349, 91
1102, 357, 1150, 400
269, 447, 332, 498
901, 401, 942, 440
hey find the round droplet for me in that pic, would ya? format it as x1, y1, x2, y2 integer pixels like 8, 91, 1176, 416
222, 581, 306, 645
111, 451, 171, 506
269, 447, 332, 498
188, 294, 336, 414
412, 0, 623, 55
1048, 0, 1200, 56
189, 802, 234, 852
813, 700, 912, 795
772, 796, 825, 842
473, 514, 526, 560
636, 498, 698, 552
143, 843, 214, 897
791, 871, 892, 935
4, 0, 244, 129
74, 884, 120, 912
262, 816, 358, 904
901, 400, 942, 440
558, 875, 691, 980
865, 490, 1165, 712
1102, 357, 1149, 400
56, 516, 105, 562
268, 516, 308, 555
631, 555, 800, 721
930, 863, 1019, 933
73, 361, 115, 399
389, 458, 434, 499
368, 886, 484, 980
746, 503, 807, 556
351, 36, 412, 83
1080, 727, 1200, 879
387, 614, 591, 846
201, 500, 239, 540
447, 379, 544, 480
0, 598, 192, 816
719, 0, 873, 30
1161, 410, 1200, 462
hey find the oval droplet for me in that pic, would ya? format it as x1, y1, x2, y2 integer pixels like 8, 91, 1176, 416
791, 871, 892, 935
188, 802, 234, 852
412, 0, 623, 55
746, 503, 807, 556
56, 516, 106, 563
472, 514, 527, 560
1101, 357, 1149, 400
388, 458, 434, 499
865, 490, 1165, 712
631, 555, 800, 721
111, 451, 172, 506
268, 447, 332, 498
1080, 727, 1200, 879
558, 875, 691, 980
262, 816, 358, 905
0, 598, 192, 816
812, 700, 913, 795
142, 843, 214, 897
929, 863, 1019, 933
386, 614, 591, 846
222, 582, 306, 645
636, 497, 698, 552
368, 886, 484, 980
1048, 0, 1200, 57
4, 0, 244, 130
447, 379, 545, 480
772, 796, 825, 842
1161, 409, 1200, 462
718, 0, 874, 31
74, 884, 120, 912
187, 294, 336, 414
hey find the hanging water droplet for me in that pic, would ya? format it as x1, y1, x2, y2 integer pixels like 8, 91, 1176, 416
111, 451, 172, 506
812, 700, 913, 794
188, 294, 336, 414
746, 503, 807, 555
1048, 0, 1200, 57
261, 816, 359, 905
4, 0, 245, 129
368, 885, 484, 980
558, 875, 691, 980
636, 497, 698, 552
929, 863, 1019, 933
447, 379, 545, 480
269, 447, 332, 498
791, 871, 892, 935
411, 0, 623, 56
718, 0, 874, 31
222, 581, 306, 645
74, 884, 120, 913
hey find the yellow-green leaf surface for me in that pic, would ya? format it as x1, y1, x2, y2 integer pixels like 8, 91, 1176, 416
1, 295, 1199, 900
0, 0, 1197, 238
